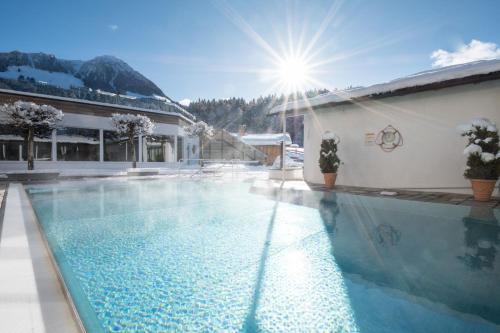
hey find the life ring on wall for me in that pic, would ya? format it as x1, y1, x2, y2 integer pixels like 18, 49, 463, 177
375, 125, 403, 152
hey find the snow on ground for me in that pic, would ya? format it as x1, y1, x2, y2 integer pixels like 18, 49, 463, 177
271, 155, 304, 169
125, 91, 153, 99
152, 94, 172, 103
97, 90, 149, 100
233, 133, 293, 146
0, 65, 84, 89
287, 148, 304, 162
96, 89, 117, 97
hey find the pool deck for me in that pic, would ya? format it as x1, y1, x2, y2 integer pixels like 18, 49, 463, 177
307, 183, 500, 208
0, 174, 498, 333
0, 183, 81, 333
250, 179, 500, 208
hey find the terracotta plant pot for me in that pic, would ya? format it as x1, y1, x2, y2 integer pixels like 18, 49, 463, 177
470, 179, 498, 202
323, 173, 337, 189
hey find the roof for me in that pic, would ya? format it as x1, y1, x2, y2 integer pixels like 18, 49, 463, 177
0, 88, 196, 123
270, 58, 500, 114
234, 133, 292, 146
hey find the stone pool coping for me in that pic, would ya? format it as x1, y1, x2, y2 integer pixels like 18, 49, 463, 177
306, 183, 500, 208
0, 183, 82, 333
247, 179, 500, 208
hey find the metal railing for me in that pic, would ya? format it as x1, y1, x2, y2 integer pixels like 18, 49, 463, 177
177, 158, 260, 178
202, 130, 268, 164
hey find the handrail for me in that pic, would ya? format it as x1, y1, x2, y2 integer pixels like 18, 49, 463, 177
204, 129, 268, 164
176, 158, 260, 178
219, 129, 267, 159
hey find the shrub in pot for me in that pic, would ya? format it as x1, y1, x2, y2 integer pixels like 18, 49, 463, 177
458, 118, 500, 201
319, 131, 341, 188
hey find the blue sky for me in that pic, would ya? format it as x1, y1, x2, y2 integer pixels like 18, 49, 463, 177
1, 0, 500, 102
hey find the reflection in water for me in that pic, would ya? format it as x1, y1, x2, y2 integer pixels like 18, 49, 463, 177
373, 224, 401, 247
459, 206, 500, 270
250, 186, 500, 326
319, 192, 339, 234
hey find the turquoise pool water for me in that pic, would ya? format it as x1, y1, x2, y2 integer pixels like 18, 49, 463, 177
27, 179, 500, 332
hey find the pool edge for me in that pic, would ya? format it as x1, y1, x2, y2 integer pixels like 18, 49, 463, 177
19, 184, 87, 333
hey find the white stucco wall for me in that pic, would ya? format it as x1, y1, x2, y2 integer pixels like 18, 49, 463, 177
304, 79, 500, 193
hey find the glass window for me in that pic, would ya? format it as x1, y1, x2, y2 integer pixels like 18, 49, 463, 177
22, 139, 52, 161
143, 135, 175, 162
177, 136, 184, 162
103, 131, 138, 162
0, 125, 52, 161
0, 140, 22, 161
57, 127, 99, 161
0, 125, 22, 161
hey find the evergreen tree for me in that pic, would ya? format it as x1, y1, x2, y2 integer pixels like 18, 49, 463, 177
319, 134, 341, 173
459, 118, 500, 180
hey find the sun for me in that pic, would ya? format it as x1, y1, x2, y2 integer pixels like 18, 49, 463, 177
276, 55, 311, 92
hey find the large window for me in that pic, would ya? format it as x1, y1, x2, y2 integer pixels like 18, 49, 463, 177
143, 135, 175, 162
57, 127, 99, 161
103, 131, 138, 162
0, 138, 23, 161
177, 136, 184, 162
0, 125, 52, 161
22, 140, 52, 161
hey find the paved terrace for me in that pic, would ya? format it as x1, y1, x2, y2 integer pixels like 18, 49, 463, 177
307, 183, 500, 208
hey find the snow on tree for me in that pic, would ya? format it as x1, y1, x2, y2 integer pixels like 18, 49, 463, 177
458, 117, 500, 180
111, 113, 154, 168
184, 121, 214, 160
319, 131, 341, 173
0, 100, 63, 170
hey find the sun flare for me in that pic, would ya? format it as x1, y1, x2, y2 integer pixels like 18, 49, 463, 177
277, 56, 310, 91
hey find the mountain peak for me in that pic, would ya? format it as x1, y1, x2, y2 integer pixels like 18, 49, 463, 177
0, 51, 166, 98
90, 55, 127, 64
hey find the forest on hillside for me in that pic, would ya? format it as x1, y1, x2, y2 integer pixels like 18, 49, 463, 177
186, 89, 329, 146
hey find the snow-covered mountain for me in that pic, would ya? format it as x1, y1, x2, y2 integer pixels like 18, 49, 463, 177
0, 51, 166, 98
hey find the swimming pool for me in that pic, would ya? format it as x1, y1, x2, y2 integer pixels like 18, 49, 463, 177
27, 179, 500, 332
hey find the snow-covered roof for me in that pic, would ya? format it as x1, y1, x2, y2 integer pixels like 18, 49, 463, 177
0, 88, 195, 123
235, 133, 292, 146
270, 58, 500, 114
57, 135, 100, 144
0, 134, 52, 142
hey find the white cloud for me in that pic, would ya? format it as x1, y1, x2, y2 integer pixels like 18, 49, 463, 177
431, 39, 500, 67
179, 99, 191, 107
108, 24, 118, 31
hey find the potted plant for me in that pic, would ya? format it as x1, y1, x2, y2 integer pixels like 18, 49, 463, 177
319, 131, 341, 188
458, 118, 500, 201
